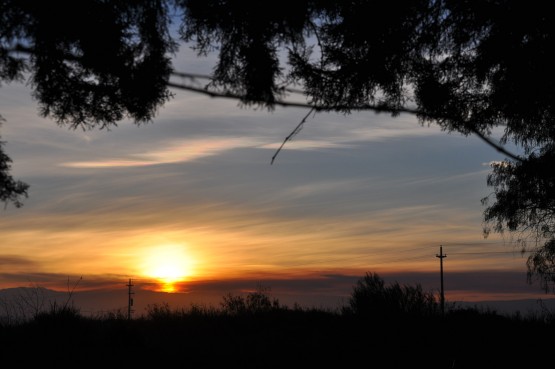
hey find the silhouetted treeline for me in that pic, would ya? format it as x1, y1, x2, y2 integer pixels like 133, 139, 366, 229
1, 273, 554, 368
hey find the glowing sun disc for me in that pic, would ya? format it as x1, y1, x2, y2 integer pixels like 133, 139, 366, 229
141, 244, 194, 284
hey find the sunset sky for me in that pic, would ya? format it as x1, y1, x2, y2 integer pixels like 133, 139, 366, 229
0, 41, 551, 313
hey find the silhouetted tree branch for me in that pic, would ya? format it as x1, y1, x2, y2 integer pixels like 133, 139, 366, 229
168, 78, 523, 163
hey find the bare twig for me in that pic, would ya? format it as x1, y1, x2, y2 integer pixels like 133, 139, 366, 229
271, 108, 315, 165
64, 276, 82, 309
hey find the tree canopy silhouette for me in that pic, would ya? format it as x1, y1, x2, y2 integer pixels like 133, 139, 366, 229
1, 1, 555, 289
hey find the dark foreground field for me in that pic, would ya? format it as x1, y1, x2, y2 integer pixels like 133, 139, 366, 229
2, 274, 554, 368
1, 303, 554, 369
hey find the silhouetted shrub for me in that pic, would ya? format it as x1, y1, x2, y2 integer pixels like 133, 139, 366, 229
344, 272, 440, 318
93, 308, 128, 320
220, 285, 281, 315
144, 302, 174, 320
33, 301, 82, 323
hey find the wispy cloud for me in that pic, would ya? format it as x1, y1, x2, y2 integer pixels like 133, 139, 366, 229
60, 137, 263, 168
0, 255, 37, 268
59, 135, 358, 169
260, 139, 353, 151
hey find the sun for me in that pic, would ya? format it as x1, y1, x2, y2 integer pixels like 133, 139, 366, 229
141, 244, 194, 292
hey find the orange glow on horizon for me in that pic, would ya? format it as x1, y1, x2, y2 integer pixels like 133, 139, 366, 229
159, 281, 177, 293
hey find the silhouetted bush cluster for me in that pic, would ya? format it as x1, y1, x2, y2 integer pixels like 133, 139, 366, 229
1, 273, 555, 368
343, 272, 440, 317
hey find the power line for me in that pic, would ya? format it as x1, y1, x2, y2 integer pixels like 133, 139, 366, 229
449, 251, 530, 255
256, 246, 527, 271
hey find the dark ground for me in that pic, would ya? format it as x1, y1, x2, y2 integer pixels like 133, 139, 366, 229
1, 307, 553, 368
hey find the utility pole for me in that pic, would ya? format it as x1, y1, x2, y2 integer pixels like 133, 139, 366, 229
436, 245, 446, 315
127, 278, 134, 320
